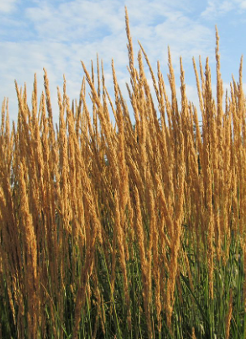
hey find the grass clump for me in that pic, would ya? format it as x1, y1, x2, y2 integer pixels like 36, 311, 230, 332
1, 8, 246, 339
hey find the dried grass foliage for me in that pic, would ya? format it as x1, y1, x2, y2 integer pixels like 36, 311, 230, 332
0, 9, 245, 338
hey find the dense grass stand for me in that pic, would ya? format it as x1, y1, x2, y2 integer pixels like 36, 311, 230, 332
0, 8, 246, 339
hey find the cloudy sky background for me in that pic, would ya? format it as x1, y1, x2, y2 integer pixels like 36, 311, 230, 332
1, 0, 246, 124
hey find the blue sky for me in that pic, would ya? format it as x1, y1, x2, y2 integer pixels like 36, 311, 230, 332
1, 0, 246, 124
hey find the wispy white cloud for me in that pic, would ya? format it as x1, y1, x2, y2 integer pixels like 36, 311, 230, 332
25, 0, 125, 42
201, 0, 246, 18
234, 0, 246, 10
0, 0, 18, 13
201, 1, 230, 18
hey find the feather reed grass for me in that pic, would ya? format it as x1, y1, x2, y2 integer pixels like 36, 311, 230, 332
1, 7, 246, 338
